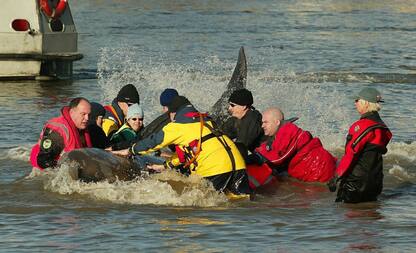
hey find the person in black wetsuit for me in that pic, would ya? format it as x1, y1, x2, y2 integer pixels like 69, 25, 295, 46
219, 88, 264, 161
87, 102, 109, 149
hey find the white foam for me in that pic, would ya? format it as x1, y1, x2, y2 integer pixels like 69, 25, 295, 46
386, 141, 416, 162
26, 167, 45, 178
41, 163, 228, 207
1, 145, 32, 162
389, 165, 416, 182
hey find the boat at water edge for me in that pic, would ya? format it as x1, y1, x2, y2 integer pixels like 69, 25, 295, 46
0, 0, 82, 80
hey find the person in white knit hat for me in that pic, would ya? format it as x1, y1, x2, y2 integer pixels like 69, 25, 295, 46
110, 103, 144, 150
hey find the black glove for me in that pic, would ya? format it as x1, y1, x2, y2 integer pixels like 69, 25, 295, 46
327, 176, 339, 192
252, 151, 268, 165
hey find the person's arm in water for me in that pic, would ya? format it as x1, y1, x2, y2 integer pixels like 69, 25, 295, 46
36, 128, 65, 169
111, 124, 179, 157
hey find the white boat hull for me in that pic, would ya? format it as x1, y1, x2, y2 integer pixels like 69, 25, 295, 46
0, 0, 82, 80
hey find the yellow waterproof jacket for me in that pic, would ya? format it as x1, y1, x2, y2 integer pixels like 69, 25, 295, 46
131, 105, 245, 178
102, 101, 124, 137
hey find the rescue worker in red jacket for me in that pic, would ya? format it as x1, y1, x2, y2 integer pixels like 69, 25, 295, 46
247, 107, 336, 188
30, 97, 92, 170
327, 87, 392, 203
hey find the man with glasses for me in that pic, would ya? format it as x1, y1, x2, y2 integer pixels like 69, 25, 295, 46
220, 88, 264, 161
102, 84, 140, 138
110, 103, 145, 150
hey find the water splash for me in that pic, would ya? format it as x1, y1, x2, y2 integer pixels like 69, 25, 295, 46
385, 142, 416, 182
96, 46, 352, 150
40, 163, 228, 207
387, 141, 416, 162
389, 165, 415, 182
1, 145, 32, 162
96, 46, 226, 122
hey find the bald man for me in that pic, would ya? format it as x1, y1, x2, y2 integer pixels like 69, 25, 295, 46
30, 97, 93, 170
246, 107, 336, 188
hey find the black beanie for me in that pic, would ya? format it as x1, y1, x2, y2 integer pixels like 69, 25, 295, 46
116, 84, 140, 104
229, 88, 253, 106
168, 95, 191, 113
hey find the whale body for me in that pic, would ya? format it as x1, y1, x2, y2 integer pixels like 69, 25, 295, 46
59, 148, 143, 182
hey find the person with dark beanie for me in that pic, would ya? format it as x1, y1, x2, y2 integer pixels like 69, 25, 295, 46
140, 88, 179, 139
87, 102, 110, 149
102, 84, 140, 138
220, 88, 263, 161
111, 95, 252, 195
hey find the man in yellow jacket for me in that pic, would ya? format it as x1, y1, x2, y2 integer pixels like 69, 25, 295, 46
112, 96, 251, 194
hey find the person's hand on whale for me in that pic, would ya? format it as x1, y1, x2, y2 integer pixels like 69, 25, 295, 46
147, 164, 165, 172
111, 148, 130, 157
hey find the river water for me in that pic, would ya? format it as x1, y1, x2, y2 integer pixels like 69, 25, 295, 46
1, 0, 415, 252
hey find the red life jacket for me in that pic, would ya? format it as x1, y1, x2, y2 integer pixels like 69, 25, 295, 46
246, 163, 276, 189
30, 106, 92, 169
253, 122, 336, 183
104, 105, 123, 127
336, 117, 392, 177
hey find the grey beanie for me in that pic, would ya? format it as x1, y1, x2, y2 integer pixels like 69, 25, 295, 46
127, 103, 144, 119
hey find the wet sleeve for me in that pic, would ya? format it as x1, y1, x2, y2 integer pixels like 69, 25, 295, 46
140, 113, 170, 140
88, 125, 110, 149
336, 130, 375, 177
131, 124, 180, 155
237, 114, 263, 150
220, 118, 237, 140
258, 128, 300, 166
111, 130, 137, 151
36, 128, 65, 169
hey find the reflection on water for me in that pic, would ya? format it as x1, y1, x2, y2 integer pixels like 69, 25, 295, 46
49, 216, 81, 236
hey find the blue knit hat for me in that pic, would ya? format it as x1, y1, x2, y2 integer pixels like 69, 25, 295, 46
160, 88, 179, 106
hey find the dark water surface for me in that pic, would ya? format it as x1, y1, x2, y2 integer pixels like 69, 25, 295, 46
1, 1, 415, 252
